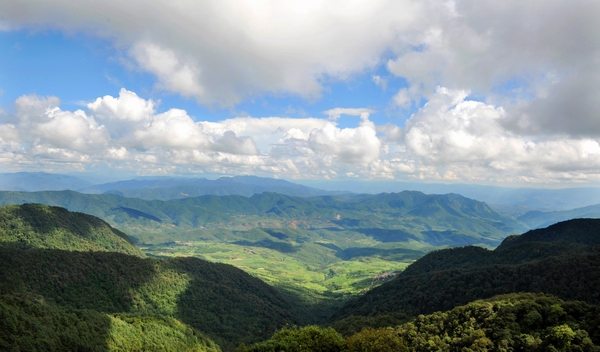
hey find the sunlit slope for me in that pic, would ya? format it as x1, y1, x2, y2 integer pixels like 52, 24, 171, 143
0, 248, 296, 350
0, 203, 143, 256
331, 218, 600, 323
0, 190, 527, 245
0, 293, 221, 352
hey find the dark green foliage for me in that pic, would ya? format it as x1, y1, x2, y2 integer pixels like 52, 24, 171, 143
328, 313, 411, 337
243, 294, 600, 352
332, 219, 600, 322
0, 190, 527, 247
0, 293, 220, 351
0, 203, 143, 256
237, 325, 344, 352
0, 293, 111, 351
394, 293, 600, 351
0, 247, 296, 351
344, 328, 409, 352
497, 218, 600, 250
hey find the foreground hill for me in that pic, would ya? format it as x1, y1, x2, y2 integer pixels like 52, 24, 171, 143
243, 293, 600, 351
0, 206, 298, 350
0, 203, 143, 257
0, 293, 221, 352
0, 190, 528, 313
0, 248, 296, 350
331, 218, 600, 326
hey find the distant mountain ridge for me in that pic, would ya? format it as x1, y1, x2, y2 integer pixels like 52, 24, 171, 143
0, 190, 527, 247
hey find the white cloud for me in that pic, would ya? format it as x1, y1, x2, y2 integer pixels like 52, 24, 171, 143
308, 119, 382, 164
372, 75, 387, 91
323, 108, 375, 121
87, 88, 155, 139
0, 0, 425, 106
5, 87, 600, 184
213, 131, 259, 155
132, 109, 213, 150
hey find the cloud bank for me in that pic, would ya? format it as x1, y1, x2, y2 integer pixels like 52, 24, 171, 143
2, 88, 600, 184
1, 0, 599, 184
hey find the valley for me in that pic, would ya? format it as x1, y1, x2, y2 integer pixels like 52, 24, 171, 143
1, 174, 600, 351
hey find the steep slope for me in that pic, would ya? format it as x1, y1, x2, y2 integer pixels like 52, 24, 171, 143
498, 217, 600, 250
0, 203, 143, 256
0, 248, 296, 350
0, 293, 221, 352
331, 218, 600, 323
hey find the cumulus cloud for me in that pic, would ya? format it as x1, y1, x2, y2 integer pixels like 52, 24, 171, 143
2, 88, 600, 184
0, 0, 425, 106
308, 119, 382, 164
213, 131, 259, 155
2, 0, 597, 142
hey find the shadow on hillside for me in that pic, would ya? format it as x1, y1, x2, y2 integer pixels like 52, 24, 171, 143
355, 228, 418, 242
0, 248, 157, 313
170, 257, 297, 352
232, 239, 299, 253
0, 248, 160, 351
0, 292, 113, 351
335, 247, 425, 261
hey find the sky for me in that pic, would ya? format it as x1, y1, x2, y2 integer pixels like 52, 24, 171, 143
1, 0, 600, 187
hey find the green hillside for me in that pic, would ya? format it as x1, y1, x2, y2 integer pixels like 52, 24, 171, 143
0, 203, 143, 257
0, 293, 220, 352
0, 247, 296, 350
331, 218, 600, 326
243, 293, 600, 351
497, 218, 600, 250
0, 190, 527, 242
0, 190, 529, 324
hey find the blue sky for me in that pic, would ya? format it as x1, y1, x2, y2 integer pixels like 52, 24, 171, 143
1, 0, 599, 187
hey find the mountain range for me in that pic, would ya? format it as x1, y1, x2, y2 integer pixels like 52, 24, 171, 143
2, 172, 600, 350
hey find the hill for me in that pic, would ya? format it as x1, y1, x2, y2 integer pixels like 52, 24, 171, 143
243, 293, 600, 351
0, 189, 528, 314
0, 190, 527, 244
0, 203, 143, 257
0, 293, 221, 352
331, 218, 600, 326
0, 247, 296, 350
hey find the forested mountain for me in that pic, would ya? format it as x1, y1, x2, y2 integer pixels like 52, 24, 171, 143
0, 190, 527, 245
0, 248, 295, 350
0, 206, 298, 350
0, 203, 143, 257
243, 293, 600, 351
331, 218, 600, 327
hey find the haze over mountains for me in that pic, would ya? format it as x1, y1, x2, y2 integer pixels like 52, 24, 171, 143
4, 172, 600, 214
